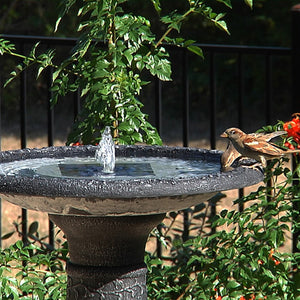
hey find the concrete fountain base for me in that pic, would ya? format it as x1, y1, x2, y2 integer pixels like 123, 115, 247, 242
50, 213, 165, 299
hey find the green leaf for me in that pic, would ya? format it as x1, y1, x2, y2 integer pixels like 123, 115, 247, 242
152, 58, 172, 81
29, 221, 39, 235
124, 49, 133, 65
0, 38, 16, 55
151, 0, 161, 13
4, 68, 20, 87
132, 132, 144, 143
55, 17, 63, 32
169, 21, 182, 33
220, 209, 228, 218
30, 42, 40, 59
55, 0, 76, 32
216, 0, 232, 9
262, 268, 276, 280
6, 284, 19, 299
1, 231, 15, 240
37, 66, 46, 79
244, 0, 253, 8
118, 121, 134, 132
214, 18, 229, 34
187, 45, 203, 58
295, 163, 300, 178
136, 59, 145, 71
15, 240, 24, 250
52, 68, 62, 82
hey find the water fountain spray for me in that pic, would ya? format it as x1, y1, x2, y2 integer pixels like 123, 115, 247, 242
95, 126, 115, 173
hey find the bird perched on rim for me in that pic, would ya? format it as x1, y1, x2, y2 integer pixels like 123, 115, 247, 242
220, 127, 299, 168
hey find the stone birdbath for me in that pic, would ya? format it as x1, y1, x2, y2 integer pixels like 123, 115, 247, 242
0, 139, 263, 299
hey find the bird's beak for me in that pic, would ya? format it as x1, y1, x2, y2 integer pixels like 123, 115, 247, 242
220, 132, 228, 138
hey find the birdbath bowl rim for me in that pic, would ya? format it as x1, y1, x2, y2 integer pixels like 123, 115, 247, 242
0, 145, 263, 216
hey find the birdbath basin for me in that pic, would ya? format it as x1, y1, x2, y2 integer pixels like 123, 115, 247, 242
0, 145, 263, 299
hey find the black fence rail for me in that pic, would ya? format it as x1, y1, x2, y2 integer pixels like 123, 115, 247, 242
0, 6, 300, 250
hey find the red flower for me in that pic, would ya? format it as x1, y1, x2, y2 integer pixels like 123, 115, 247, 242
283, 113, 300, 149
285, 141, 295, 150
258, 259, 264, 265
71, 142, 82, 146
269, 248, 281, 266
273, 259, 281, 266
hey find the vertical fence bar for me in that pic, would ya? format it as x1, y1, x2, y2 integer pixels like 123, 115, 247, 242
73, 72, 81, 123
237, 53, 245, 211
291, 4, 300, 254
182, 49, 189, 148
265, 54, 272, 125
209, 52, 216, 150
155, 77, 162, 135
182, 49, 190, 241
47, 66, 55, 247
264, 54, 274, 205
20, 66, 27, 148
237, 53, 244, 130
155, 77, 163, 258
73, 88, 81, 122
209, 51, 217, 232
291, 5, 300, 113
20, 47, 28, 243
47, 67, 54, 147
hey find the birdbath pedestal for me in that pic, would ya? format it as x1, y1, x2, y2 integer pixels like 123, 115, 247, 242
50, 213, 164, 299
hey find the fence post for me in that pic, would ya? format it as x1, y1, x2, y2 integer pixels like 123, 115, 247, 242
291, 5, 300, 112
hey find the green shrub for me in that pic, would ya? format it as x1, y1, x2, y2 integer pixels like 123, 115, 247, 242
0, 241, 67, 299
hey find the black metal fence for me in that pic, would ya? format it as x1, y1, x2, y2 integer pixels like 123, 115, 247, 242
0, 6, 300, 250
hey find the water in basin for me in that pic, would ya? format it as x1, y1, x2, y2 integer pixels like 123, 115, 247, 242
0, 156, 221, 180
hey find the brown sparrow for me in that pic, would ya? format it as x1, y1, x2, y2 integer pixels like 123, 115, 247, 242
220, 128, 297, 168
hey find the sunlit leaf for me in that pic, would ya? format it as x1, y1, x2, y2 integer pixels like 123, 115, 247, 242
187, 45, 203, 58
244, 0, 253, 8
151, 0, 161, 13
216, 0, 232, 8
